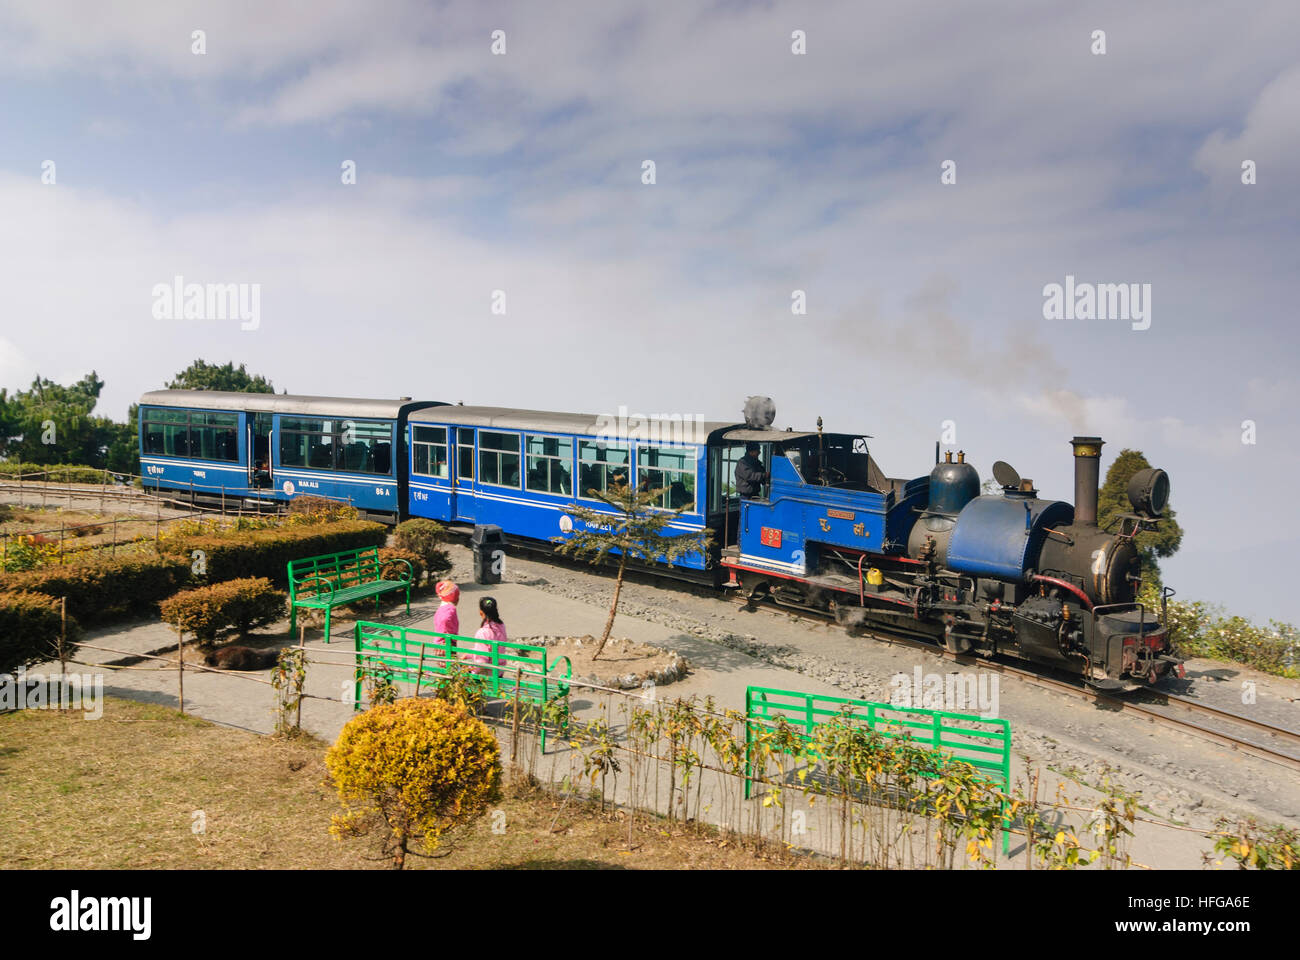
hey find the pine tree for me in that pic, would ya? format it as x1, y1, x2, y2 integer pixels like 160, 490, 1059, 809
1097, 448, 1183, 585
166, 360, 275, 393
552, 481, 711, 660
0, 372, 111, 465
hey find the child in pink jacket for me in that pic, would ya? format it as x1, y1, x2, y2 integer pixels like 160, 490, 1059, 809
463, 596, 506, 677
433, 580, 460, 636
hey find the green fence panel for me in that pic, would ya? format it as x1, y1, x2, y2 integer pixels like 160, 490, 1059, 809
353, 621, 571, 751
744, 684, 1013, 852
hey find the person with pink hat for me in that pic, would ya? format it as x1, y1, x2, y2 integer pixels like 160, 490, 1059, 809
433, 580, 460, 637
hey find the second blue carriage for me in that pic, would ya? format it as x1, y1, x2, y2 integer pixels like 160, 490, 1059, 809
405, 406, 746, 573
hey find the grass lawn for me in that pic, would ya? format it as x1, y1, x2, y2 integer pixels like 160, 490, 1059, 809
0, 695, 807, 870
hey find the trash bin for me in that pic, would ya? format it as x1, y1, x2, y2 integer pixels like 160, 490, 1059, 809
471, 524, 506, 584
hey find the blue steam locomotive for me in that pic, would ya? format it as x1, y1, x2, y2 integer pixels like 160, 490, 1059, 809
138, 390, 1181, 688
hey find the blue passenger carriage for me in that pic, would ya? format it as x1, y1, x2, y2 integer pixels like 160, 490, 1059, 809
138, 390, 442, 518
405, 407, 743, 574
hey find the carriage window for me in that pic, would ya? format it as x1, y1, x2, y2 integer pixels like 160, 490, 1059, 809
479, 431, 521, 488
708, 445, 744, 513
279, 418, 393, 474
339, 420, 393, 475
525, 435, 572, 495
412, 425, 449, 479
141, 408, 239, 462
457, 428, 475, 480
280, 418, 333, 469
577, 439, 630, 499
639, 445, 697, 512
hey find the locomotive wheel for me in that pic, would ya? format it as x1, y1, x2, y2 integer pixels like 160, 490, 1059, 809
738, 573, 770, 609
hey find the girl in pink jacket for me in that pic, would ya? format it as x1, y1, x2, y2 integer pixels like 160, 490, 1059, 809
463, 596, 506, 677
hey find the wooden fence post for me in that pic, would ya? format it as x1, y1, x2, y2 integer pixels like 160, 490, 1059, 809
511, 670, 522, 764
177, 628, 185, 715
59, 596, 68, 678
295, 623, 307, 732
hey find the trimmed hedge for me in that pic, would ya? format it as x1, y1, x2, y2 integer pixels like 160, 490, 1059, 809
0, 591, 81, 673
0, 554, 191, 623
159, 520, 388, 586
378, 546, 424, 588
285, 495, 360, 523
159, 577, 286, 646
393, 519, 452, 584
0, 463, 110, 484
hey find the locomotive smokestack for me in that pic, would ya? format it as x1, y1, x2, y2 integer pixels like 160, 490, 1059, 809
1070, 436, 1104, 526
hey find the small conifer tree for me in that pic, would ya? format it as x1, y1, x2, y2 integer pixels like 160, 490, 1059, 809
552, 481, 711, 660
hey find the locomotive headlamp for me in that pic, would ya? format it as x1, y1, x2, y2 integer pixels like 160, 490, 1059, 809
1127, 467, 1170, 518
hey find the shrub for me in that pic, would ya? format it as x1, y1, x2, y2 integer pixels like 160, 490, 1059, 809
378, 547, 424, 589
1143, 584, 1299, 678
0, 463, 107, 484
159, 577, 287, 647
1, 534, 61, 572
1208, 817, 1298, 870
285, 495, 360, 524
159, 520, 387, 586
394, 519, 452, 584
325, 696, 502, 869
0, 553, 191, 623
0, 591, 81, 674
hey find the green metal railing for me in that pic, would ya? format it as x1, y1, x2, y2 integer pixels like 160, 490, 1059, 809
353, 621, 572, 751
744, 685, 1013, 851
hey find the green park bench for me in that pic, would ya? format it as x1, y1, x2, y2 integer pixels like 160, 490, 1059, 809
353, 621, 572, 751
287, 546, 412, 642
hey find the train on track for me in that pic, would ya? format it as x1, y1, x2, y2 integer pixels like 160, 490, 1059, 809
138, 389, 1183, 689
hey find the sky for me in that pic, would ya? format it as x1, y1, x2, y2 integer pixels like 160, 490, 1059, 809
0, 1, 1297, 624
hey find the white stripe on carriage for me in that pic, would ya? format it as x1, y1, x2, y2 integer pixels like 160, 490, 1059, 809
140, 457, 247, 472
275, 470, 398, 486
408, 482, 704, 530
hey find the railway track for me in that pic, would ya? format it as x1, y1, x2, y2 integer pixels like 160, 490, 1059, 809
0, 480, 283, 516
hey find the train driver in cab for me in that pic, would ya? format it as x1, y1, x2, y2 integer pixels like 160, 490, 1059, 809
735, 442, 769, 499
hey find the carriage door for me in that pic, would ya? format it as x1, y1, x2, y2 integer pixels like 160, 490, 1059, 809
453, 428, 476, 521
248, 413, 273, 489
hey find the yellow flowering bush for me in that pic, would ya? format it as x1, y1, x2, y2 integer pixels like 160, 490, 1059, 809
325, 696, 502, 868
0, 534, 61, 572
